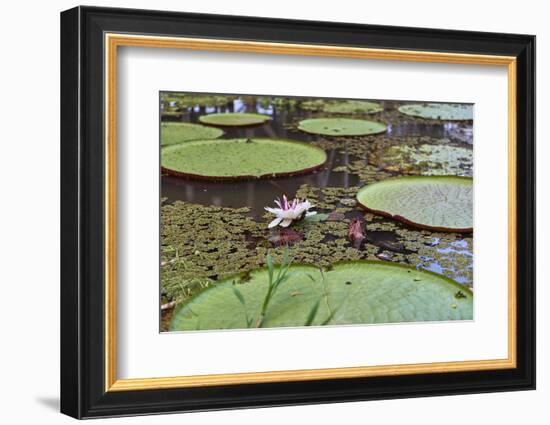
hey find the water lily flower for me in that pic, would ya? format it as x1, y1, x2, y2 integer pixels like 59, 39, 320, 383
265, 195, 316, 228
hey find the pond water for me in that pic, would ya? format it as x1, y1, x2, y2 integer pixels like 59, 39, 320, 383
163, 99, 472, 216
160, 96, 474, 330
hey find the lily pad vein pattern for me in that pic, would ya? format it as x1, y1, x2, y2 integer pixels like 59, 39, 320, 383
357, 176, 473, 232
170, 261, 473, 331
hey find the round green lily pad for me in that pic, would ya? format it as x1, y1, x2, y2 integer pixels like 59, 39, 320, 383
398, 103, 473, 121
356, 176, 473, 232
323, 100, 383, 114
170, 261, 473, 331
160, 122, 224, 146
161, 138, 327, 180
372, 144, 473, 177
298, 118, 387, 136
198, 112, 270, 127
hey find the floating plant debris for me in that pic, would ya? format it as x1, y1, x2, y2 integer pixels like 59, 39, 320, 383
371, 144, 473, 177
297, 118, 387, 136
198, 112, 270, 126
398, 103, 473, 121
161, 138, 327, 180
160, 122, 224, 146
170, 260, 473, 331
356, 176, 473, 232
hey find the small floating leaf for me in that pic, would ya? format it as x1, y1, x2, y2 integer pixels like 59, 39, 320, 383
170, 261, 473, 331
199, 112, 270, 126
356, 176, 473, 232
161, 138, 327, 180
398, 103, 473, 121
298, 118, 387, 136
160, 122, 224, 146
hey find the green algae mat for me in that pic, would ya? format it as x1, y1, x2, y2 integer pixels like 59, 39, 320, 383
170, 261, 473, 331
160, 122, 224, 146
198, 112, 270, 126
298, 118, 387, 136
398, 103, 473, 120
356, 176, 473, 232
161, 138, 327, 180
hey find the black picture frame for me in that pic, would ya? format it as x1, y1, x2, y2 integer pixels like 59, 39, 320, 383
61, 5, 536, 419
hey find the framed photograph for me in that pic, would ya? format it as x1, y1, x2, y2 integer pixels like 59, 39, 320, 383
60, 6, 535, 419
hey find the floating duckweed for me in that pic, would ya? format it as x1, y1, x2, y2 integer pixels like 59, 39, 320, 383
371, 144, 473, 177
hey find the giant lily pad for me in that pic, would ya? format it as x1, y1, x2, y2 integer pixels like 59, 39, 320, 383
398, 103, 473, 121
170, 261, 473, 331
356, 176, 473, 232
199, 112, 270, 126
298, 118, 387, 136
323, 100, 383, 114
161, 138, 327, 180
160, 122, 224, 146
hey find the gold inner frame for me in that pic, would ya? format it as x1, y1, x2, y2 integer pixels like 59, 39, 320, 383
104, 33, 517, 392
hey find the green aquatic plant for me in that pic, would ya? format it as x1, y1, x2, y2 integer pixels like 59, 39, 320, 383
161, 138, 327, 180
322, 100, 383, 114
198, 112, 270, 126
160, 122, 224, 145
371, 143, 473, 177
299, 99, 383, 114
398, 103, 473, 121
161, 93, 234, 108
169, 260, 473, 331
256, 248, 293, 327
297, 118, 387, 136
356, 176, 473, 232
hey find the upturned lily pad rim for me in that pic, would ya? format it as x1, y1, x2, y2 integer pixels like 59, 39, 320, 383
161, 137, 327, 181
356, 175, 473, 233
297, 117, 387, 136
198, 112, 271, 127
169, 259, 473, 332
